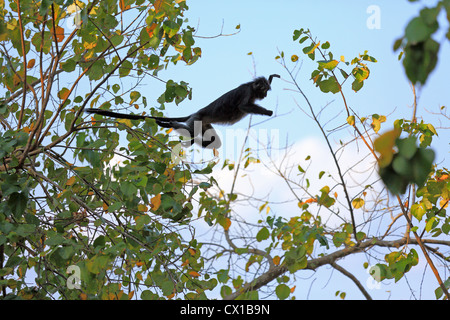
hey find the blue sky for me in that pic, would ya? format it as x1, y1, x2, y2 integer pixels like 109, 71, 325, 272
155, 1, 450, 300
153, 0, 449, 161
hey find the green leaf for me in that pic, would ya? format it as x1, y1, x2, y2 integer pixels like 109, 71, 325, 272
220, 285, 232, 298
318, 59, 338, 70
217, 269, 229, 283
352, 79, 364, 92
319, 77, 340, 94
61, 59, 76, 72
275, 284, 290, 300
119, 60, 133, 77
411, 203, 426, 221
403, 38, 439, 85
8, 192, 28, 218
392, 155, 412, 176
256, 227, 270, 242
321, 41, 330, 49
397, 136, 417, 160
425, 216, 437, 232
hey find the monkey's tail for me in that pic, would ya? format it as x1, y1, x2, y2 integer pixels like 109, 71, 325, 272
85, 108, 190, 122
268, 74, 280, 84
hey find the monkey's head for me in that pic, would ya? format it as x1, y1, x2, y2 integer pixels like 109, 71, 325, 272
252, 77, 271, 99
252, 74, 280, 99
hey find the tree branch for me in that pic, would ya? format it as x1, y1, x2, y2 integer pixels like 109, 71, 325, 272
331, 262, 372, 300
223, 237, 450, 300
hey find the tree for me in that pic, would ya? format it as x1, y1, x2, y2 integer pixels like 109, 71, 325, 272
0, 0, 449, 301
0, 0, 208, 300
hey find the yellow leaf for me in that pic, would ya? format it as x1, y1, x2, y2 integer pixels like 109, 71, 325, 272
66, 176, 76, 186
117, 118, 133, 127
83, 41, 97, 50
178, 176, 189, 183
374, 128, 401, 168
138, 204, 148, 212
340, 55, 345, 62
352, 198, 364, 209
150, 194, 161, 211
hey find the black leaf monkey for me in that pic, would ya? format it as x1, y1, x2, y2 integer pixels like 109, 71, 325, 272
86, 74, 280, 149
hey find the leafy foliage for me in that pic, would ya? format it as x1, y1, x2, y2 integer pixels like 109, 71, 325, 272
0, 0, 209, 300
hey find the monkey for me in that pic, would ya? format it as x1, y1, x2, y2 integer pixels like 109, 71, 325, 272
85, 74, 280, 149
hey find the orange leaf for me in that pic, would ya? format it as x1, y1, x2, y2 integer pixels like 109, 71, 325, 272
167, 293, 175, 299
128, 290, 135, 300
181, 259, 189, 267
150, 194, 161, 211
136, 261, 144, 267
273, 256, 281, 266
53, 26, 65, 42
223, 217, 231, 231
146, 23, 157, 37
119, 0, 131, 11
154, 0, 163, 12
80, 293, 87, 300
188, 248, 196, 256
102, 202, 109, 211
58, 88, 70, 100
27, 59, 36, 69
189, 271, 200, 277
290, 285, 296, 293
66, 176, 76, 186
23, 122, 34, 134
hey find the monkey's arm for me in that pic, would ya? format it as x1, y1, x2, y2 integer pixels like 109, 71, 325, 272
239, 103, 273, 117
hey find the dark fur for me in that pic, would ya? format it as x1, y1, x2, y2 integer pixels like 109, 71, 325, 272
85, 74, 280, 149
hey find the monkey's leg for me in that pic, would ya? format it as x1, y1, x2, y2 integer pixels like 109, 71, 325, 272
195, 124, 221, 149
155, 120, 196, 147
239, 104, 273, 116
